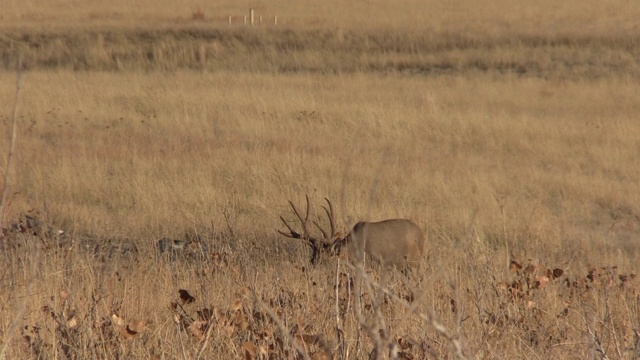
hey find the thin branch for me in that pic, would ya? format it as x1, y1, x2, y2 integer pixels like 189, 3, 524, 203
0, 64, 24, 359
586, 324, 610, 360
0, 64, 23, 228
345, 262, 469, 360
254, 293, 311, 360
195, 318, 216, 359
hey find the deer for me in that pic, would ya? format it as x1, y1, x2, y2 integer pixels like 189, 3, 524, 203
278, 195, 425, 269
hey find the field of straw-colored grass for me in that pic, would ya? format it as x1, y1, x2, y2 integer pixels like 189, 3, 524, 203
2, 0, 640, 34
1, 1, 640, 359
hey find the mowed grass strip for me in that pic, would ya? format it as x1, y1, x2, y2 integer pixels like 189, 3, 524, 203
2, 27, 640, 79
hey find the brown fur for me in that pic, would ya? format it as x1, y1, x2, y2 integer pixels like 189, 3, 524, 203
345, 219, 425, 268
279, 196, 425, 268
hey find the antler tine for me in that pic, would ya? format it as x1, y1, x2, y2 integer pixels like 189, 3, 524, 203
313, 220, 329, 241
323, 198, 337, 236
278, 216, 301, 239
303, 194, 313, 235
287, 200, 304, 223
278, 195, 343, 264
304, 194, 311, 219
287, 199, 308, 234
304, 194, 312, 231
281, 195, 318, 241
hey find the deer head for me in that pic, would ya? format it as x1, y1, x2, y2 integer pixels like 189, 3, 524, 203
278, 195, 346, 264
279, 195, 426, 268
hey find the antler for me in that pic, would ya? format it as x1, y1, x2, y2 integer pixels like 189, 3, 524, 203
279, 195, 312, 240
313, 198, 337, 240
279, 195, 341, 263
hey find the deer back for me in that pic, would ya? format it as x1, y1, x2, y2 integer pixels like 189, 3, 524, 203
348, 219, 425, 267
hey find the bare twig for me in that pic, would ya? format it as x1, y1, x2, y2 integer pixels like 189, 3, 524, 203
195, 318, 216, 359
632, 330, 640, 360
0, 63, 23, 228
360, 264, 388, 360
254, 293, 311, 360
0, 282, 30, 359
0, 61, 24, 360
586, 324, 610, 360
335, 258, 342, 327
345, 262, 469, 360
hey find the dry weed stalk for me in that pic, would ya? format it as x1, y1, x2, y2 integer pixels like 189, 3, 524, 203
347, 262, 469, 360
0, 64, 22, 228
194, 318, 215, 359
587, 325, 611, 360
0, 62, 24, 360
254, 294, 312, 360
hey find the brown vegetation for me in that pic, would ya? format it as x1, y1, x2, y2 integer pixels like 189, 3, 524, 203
2, 27, 640, 79
1, 0, 640, 358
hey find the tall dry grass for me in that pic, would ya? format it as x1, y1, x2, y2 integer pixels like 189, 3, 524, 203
2, 0, 640, 34
4, 27, 640, 79
1, 70, 638, 358
1, 71, 638, 248
1, 1, 640, 358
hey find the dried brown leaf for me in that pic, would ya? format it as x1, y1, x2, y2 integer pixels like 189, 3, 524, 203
111, 314, 126, 327
260, 327, 274, 341
534, 275, 549, 289
258, 343, 269, 356
188, 320, 209, 341
237, 287, 251, 298
119, 325, 138, 340
231, 299, 243, 312
197, 307, 214, 321
66, 315, 79, 329
128, 319, 146, 333
232, 312, 249, 330
552, 268, 564, 279
509, 260, 523, 272
298, 334, 322, 346
242, 341, 256, 360
525, 264, 536, 274
397, 351, 414, 360
310, 351, 332, 360
178, 289, 196, 305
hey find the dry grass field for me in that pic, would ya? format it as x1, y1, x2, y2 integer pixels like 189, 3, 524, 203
1, 1, 640, 359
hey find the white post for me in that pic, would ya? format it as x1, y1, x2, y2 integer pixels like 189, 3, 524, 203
250, 8, 254, 26
228, 16, 232, 25
274, 15, 278, 25
243, 15, 247, 26
259, 16, 262, 25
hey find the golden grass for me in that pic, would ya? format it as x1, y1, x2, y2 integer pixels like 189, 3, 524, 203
2, 71, 638, 245
2, 0, 640, 34
1, 70, 639, 358
1, 1, 640, 358
2, 22, 639, 78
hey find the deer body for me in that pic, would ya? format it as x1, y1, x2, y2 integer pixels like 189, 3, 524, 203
348, 219, 425, 268
278, 195, 425, 268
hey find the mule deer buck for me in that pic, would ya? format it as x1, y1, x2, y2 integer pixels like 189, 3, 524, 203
278, 195, 425, 268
